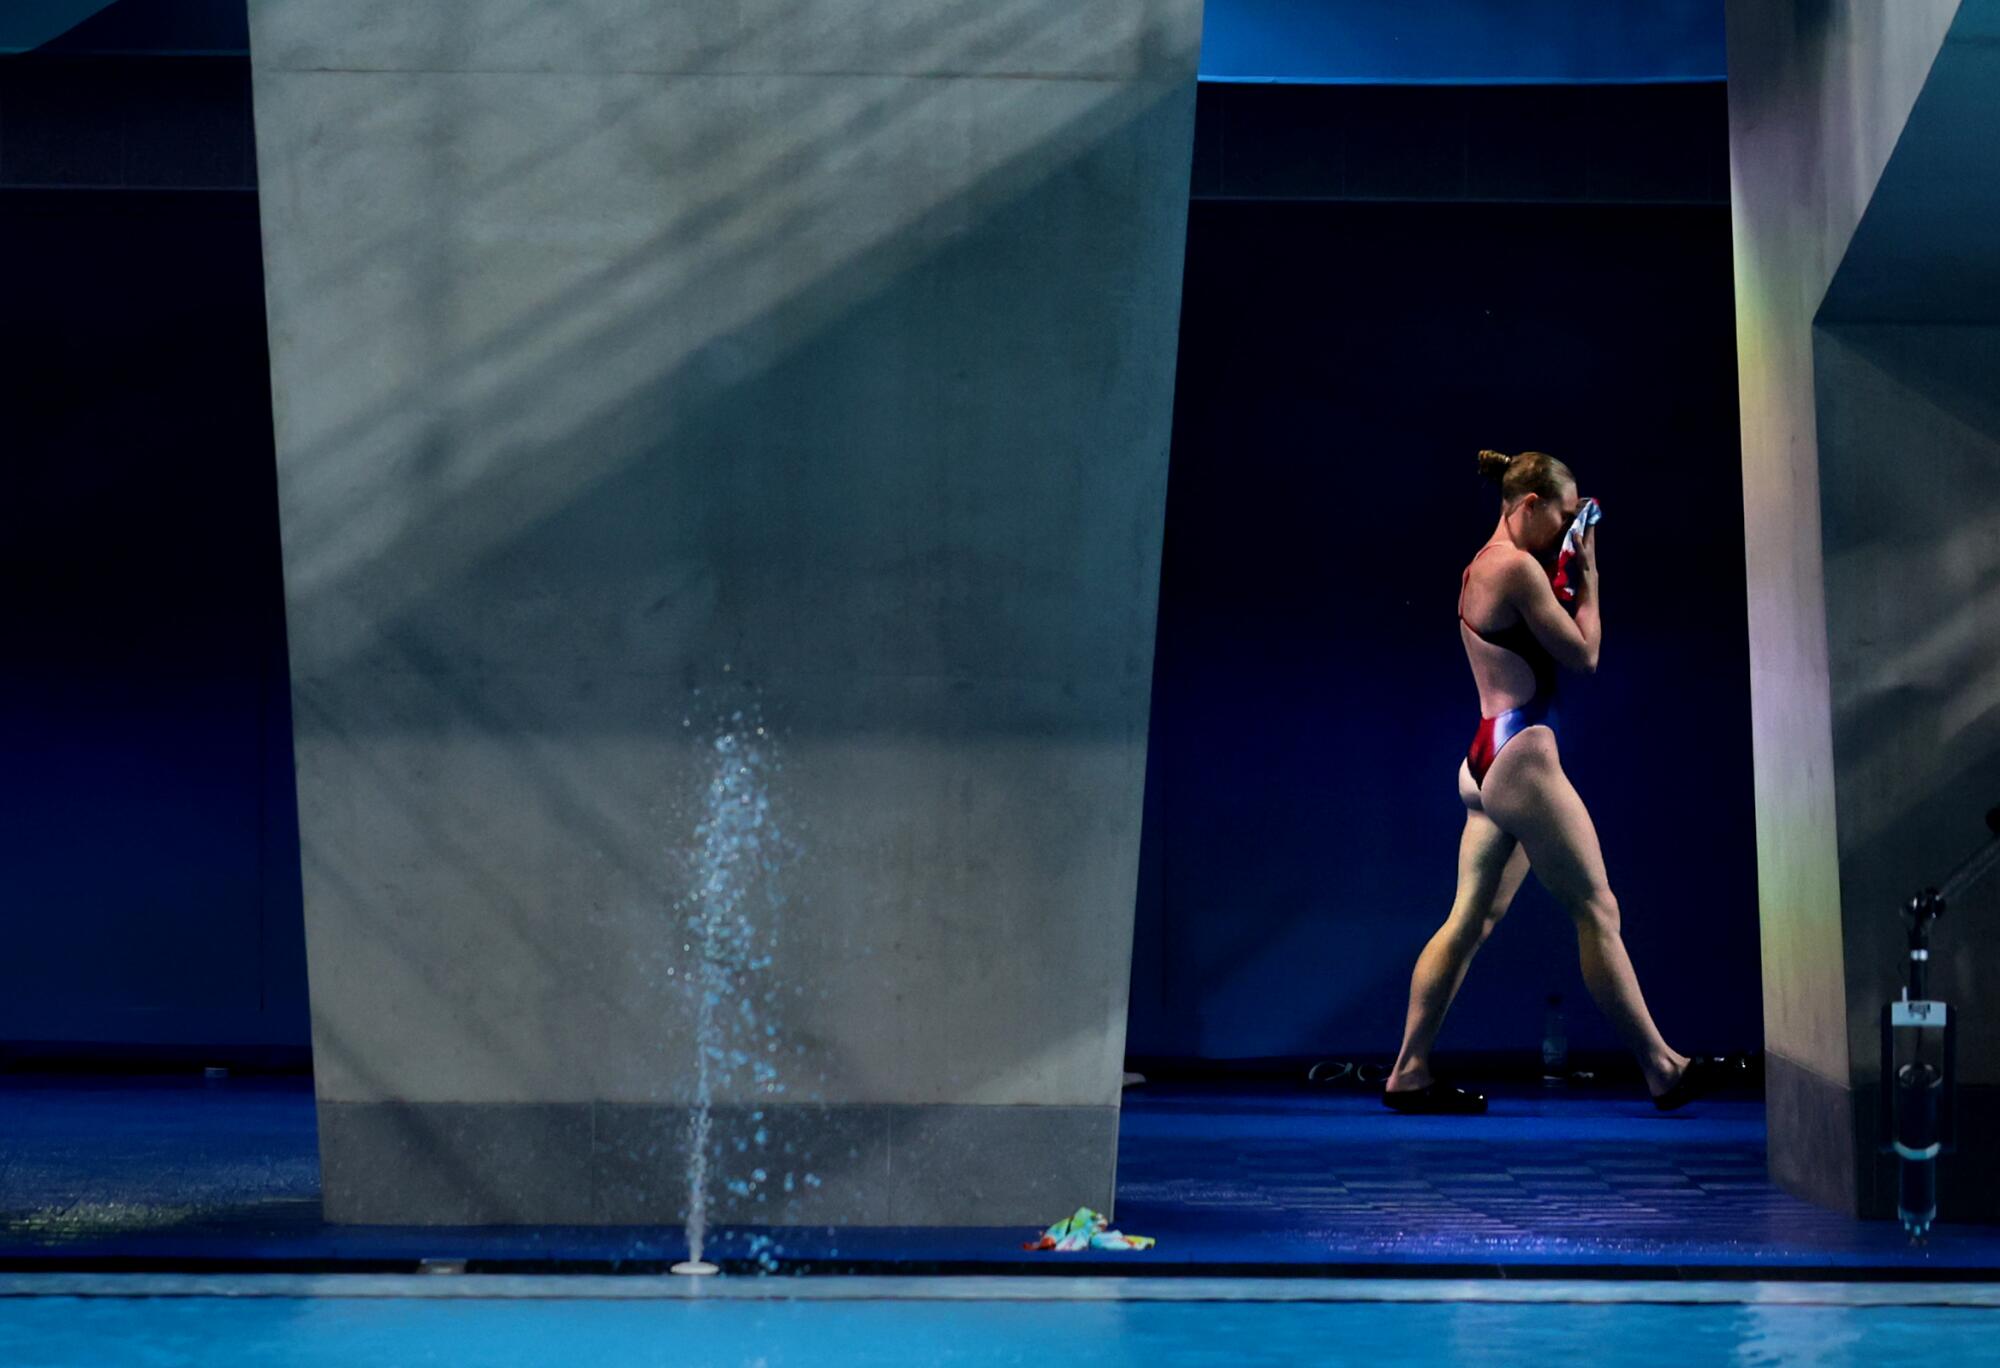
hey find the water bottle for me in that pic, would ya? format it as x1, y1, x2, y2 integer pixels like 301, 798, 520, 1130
1541, 992, 1569, 1083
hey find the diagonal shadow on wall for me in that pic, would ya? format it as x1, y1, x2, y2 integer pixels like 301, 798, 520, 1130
252, 0, 1203, 1223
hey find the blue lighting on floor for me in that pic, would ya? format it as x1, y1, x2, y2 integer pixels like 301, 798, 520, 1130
1, 1077, 1995, 1273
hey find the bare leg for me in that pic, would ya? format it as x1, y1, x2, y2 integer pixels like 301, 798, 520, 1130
1386, 762, 1532, 1092
1477, 730, 1689, 1096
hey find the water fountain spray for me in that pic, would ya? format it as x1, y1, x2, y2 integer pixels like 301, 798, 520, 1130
672, 692, 785, 1274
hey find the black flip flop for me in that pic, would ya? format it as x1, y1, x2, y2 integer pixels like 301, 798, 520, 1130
1652, 1054, 1750, 1111
1381, 1080, 1488, 1114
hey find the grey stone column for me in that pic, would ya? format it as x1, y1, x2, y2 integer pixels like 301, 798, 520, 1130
248, 0, 1201, 1225
1727, 0, 2000, 1220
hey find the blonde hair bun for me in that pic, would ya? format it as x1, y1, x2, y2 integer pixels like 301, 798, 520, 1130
1482, 448, 1574, 503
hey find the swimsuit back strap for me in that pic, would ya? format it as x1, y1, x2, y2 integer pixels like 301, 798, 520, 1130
1458, 542, 1506, 624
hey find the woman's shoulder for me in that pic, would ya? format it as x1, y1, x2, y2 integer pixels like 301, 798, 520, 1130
1464, 544, 1546, 614
1467, 542, 1536, 579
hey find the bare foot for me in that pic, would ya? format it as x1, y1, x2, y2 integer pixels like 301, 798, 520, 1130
1384, 1066, 1434, 1094
1645, 1052, 1692, 1098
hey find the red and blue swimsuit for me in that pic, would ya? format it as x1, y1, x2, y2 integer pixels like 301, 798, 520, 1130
1459, 545, 1562, 789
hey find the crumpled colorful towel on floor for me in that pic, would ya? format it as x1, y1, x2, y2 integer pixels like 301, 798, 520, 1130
1021, 1207, 1156, 1252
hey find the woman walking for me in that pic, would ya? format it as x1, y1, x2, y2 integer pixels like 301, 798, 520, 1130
1380, 448, 1742, 1114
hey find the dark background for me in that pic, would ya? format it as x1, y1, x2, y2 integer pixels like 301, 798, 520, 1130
1125, 81, 1761, 1064
0, 5, 1756, 1070
1, 189, 304, 1059
0, 0, 308, 1060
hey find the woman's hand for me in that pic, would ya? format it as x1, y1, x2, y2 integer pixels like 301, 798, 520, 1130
1578, 523, 1598, 581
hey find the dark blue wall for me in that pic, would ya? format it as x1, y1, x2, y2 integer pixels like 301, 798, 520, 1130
1128, 83, 1760, 1065
6, 0, 1729, 80
5, 0, 245, 54
2, 6, 1753, 1067
0, 42, 306, 1057
1201, 0, 1725, 85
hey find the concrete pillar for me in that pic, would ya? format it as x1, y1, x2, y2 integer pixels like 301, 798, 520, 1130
1727, 0, 2000, 1219
248, 0, 1201, 1225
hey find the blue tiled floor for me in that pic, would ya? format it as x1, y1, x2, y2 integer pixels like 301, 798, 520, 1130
1108, 1083, 1992, 1272
1, 1075, 1993, 1275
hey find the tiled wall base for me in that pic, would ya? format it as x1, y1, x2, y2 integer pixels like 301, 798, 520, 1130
318, 1102, 1117, 1227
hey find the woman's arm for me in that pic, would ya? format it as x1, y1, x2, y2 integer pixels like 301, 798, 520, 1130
1570, 526, 1601, 672
1498, 537, 1601, 674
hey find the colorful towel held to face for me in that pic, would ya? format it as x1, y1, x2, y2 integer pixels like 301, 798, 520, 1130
1550, 496, 1601, 607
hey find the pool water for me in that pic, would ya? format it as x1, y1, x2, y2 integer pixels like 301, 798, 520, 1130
1, 1277, 1994, 1367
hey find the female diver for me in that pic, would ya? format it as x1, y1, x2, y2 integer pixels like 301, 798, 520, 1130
1380, 448, 1743, 1114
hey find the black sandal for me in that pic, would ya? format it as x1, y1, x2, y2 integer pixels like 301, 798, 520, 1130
1381, 1080, 1487, 1114
1651, 1054, 1750, 1111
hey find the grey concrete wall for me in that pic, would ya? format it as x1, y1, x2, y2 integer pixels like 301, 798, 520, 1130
1728, 0, 2000, 1220
1724, 0, 1958, 1104
1816, 325, 2000, 1082
248, 0, 1201, 1225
